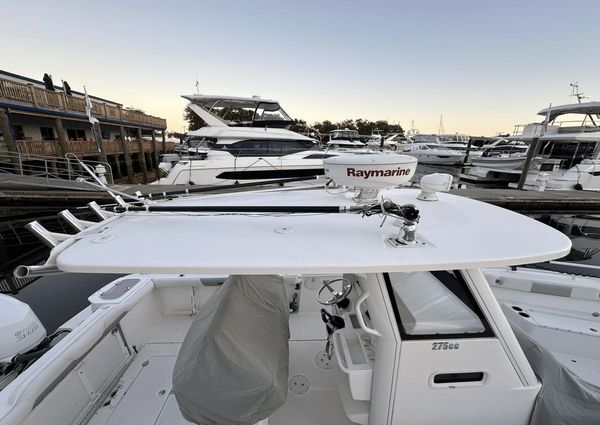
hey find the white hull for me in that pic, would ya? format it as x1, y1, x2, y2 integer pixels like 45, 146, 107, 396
155, 151, 328, 185
517, 160, 600, 191
471, 156, 526, 170
404, 151, 464, 165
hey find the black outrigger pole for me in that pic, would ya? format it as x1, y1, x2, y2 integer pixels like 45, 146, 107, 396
112, 201, 421, 222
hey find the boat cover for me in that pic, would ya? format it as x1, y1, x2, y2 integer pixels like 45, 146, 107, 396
172, 275, 290, 425
513, 326, 600, 425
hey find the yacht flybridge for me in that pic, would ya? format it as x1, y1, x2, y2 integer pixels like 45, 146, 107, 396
158, 94, 332, 185
3, 154, 596, 425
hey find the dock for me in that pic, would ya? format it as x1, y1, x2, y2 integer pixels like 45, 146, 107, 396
448, 188, 600, 214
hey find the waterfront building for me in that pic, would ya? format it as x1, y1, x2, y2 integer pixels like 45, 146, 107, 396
0, 70, 172, 183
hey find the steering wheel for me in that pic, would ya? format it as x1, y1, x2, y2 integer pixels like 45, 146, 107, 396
317, 278, 353, 305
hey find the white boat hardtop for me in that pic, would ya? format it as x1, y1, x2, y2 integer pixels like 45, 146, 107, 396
52, 186, 570, 275
538, 101, 600, 120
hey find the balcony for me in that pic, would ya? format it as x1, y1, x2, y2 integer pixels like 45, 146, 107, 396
0, 76, 167, 130
0, 139, 176, 158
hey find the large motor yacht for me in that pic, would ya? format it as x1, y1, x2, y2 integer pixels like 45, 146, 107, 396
464, 98, 600, 190
156, 95, 334, 185
2, 154, 597, 425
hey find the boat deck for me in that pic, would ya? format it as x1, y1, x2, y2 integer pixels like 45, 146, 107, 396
88, 311, 353, 425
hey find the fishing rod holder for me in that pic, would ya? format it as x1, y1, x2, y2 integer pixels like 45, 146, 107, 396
397, 219, 418, 245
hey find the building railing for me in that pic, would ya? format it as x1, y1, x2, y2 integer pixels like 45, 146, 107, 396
0, 76, 167, 129
0, 149, 115, 185
0, 139, 176, 157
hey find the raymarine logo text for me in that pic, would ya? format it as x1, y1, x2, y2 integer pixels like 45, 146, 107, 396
346, 167, 411, 179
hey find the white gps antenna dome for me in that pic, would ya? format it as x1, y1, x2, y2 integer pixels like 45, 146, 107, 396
418, 173, 453, 201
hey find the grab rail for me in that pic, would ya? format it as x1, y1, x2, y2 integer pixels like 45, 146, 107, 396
355, 292, 382, 337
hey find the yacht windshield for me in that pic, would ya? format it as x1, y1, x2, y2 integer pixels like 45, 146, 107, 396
331, 131, 361, 140
386, 271, 492, 338
202, 100, 293, 129
185, 137, 216, 150
254, 102, 292, 124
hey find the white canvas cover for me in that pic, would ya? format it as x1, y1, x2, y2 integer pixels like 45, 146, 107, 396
513, 326, 600, 424
172, 275, 290, 425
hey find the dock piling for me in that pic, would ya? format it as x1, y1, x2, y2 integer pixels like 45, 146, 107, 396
517, 137, 540, 190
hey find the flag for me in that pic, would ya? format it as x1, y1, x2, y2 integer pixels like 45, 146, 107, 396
84, 86, 99, 124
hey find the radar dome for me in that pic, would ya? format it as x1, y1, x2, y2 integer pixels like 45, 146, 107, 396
324, 154, 417, 189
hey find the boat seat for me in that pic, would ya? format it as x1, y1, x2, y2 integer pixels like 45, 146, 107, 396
172, 275, 290, 425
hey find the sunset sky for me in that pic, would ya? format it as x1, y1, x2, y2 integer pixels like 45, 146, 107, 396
3, 0, 599, 135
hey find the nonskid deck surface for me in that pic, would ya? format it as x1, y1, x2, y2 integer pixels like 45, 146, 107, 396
88, 311, 349, 425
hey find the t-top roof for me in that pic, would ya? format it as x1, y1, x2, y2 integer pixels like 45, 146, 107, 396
53, 187, 571, 275
538, 101, 600, 120
182, 94, 280, 107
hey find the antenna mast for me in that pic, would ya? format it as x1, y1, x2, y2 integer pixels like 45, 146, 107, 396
570, 82, 584, 103
438, 114, 445, 135
195, 73, 200, 95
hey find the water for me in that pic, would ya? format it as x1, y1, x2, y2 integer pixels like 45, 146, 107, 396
13, 273, 122, 333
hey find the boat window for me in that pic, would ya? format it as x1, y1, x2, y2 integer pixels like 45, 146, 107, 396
254, 102, 292, 124
269, 140, 316, 155
331, 131, 360, 140
186, 138, 216, 150
384, 271, 494, 340
226, 140, 270, 156
226, 139, 315, 157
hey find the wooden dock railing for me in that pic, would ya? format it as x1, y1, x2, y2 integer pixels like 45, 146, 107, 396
0, 76, 167, 129
0, 139, 176, 157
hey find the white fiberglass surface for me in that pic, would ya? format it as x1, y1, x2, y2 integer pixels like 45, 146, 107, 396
88, 278, 347, 425
389, 271, 485, 335
54, 188, 571, 275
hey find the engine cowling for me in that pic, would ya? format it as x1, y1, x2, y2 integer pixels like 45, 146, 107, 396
0, 294, 46, 361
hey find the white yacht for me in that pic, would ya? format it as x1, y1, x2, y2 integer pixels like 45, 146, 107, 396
157, 126, 330, 185
380, 133, 404, 150
157, 95, 332, 185
366, 132, 401, 151
437, 134, 482, 159
401, 141, 465, 165
464, 99, 600, 190
2, 155, 597, 425
469, 139, 529, 170
326, 129, 366, 150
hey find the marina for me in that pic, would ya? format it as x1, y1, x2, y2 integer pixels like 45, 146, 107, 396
3, 2, 600, 424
